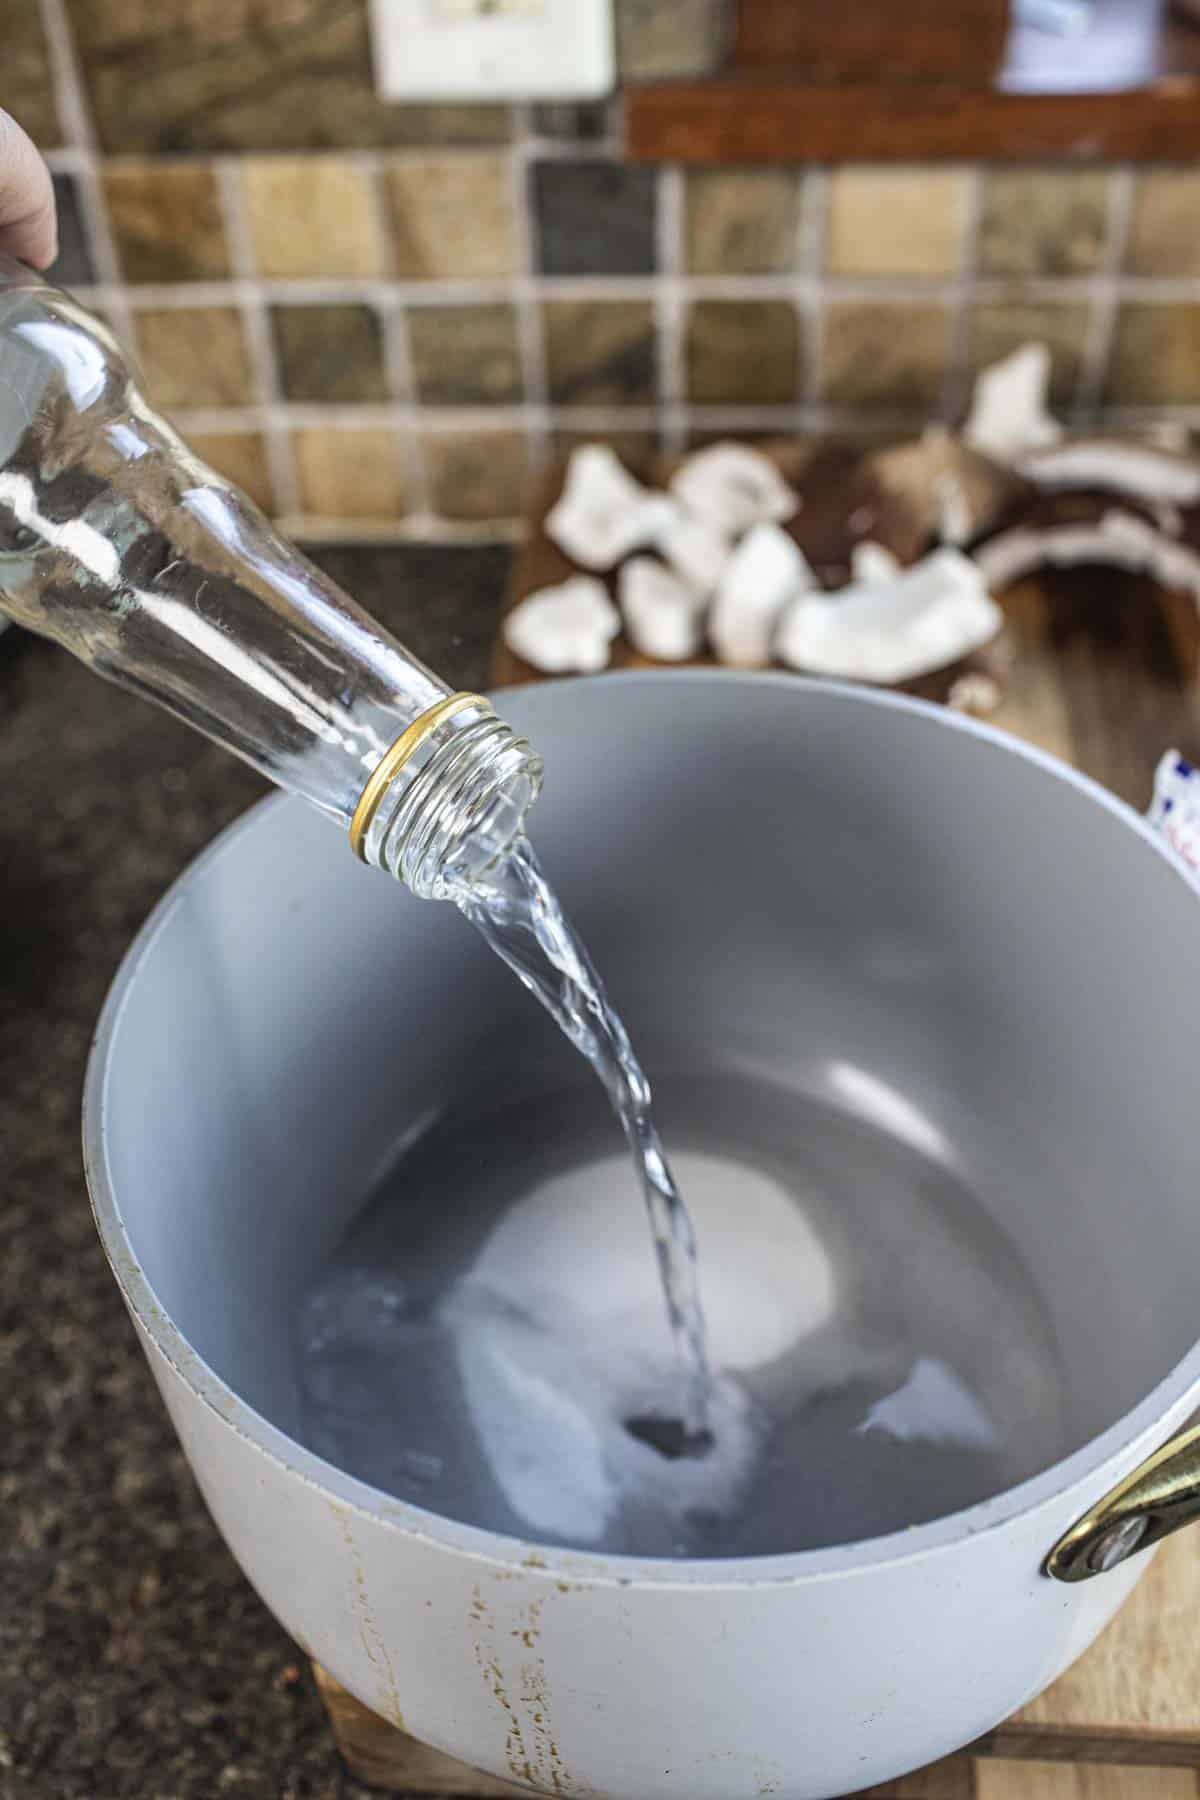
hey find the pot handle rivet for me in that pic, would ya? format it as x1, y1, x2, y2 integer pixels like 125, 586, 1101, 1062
1047, 1422, 1200, 1583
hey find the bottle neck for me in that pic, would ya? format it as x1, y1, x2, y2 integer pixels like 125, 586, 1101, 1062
351, 693, 543, 899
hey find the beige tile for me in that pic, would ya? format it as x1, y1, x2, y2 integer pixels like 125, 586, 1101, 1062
1106, 303, 1200, 406
272, 305, 386, 404
407, 304, 523, 406
822, 301, 950, 410
243, 158, 384, 279
423, 431, 530, 519
385, 155, 515, 281
968, 303, 1092, 409
104, 162, 230, 283
685, 300, 799, 405
978, 169, 1111, 277
685, 170, 801, 275
9, 6, 61, 147
133, 308, 254, 409
188, 432, 275, 515
614, 0, 727, 78
975, 1762, 1195, 1798
1127, 168, 1200, 277
293, 428, 406, 519
826, 166, 969, 277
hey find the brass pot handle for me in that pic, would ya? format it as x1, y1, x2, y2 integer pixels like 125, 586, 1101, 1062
1046, 1422, 1200, 1582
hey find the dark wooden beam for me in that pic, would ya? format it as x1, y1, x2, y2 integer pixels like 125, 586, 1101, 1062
733, 0, 1009, 81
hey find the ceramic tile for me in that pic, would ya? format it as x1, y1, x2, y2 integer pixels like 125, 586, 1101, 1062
423, 430, 530, 519
685, 300, 799, 405
64, 0, 510, 152
685, 171, 802, 276
272, 305, 386, 404
826, 167, 968, 277
48, 176, 95, 288
133, 307, 254, 409
1106, 303, 1200, 405
188, 432, 275, 514
243, 158, 384, 279
531, 101, 614, 140
551, 430, 659, 472
385, 155, 516, 281
1126, 169, 1200, 277
614, 0, 728, 78
821, 301, 950, 410
978, 169, 1111, 277
8, 6, 60, 147
533, 161, 657, 277
407, 304, 523, 407
103, 162, 230, 283
293, 427, 406, 518
968, 303, 1092, 409
543, 300, 656, 405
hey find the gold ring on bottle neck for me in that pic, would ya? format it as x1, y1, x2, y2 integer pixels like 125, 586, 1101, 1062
348, 691, 491, 862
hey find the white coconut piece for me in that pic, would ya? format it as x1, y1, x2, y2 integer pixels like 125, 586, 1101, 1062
1143, 420, 1192, 456
850, 540, 902, 586
709, 523, 815, 668
947, 671, 1002, 716
937, 473, 973, 546
545, 446, 674, 571
503, 575, 620, 674
964, 344, 1063, 464
1020, 439, 1200, 507
619, 557, 707, 662
670, 442, 798, 537
653, 501, 732, 598
975, 508, 1200, 602
776, 548, 1003, 685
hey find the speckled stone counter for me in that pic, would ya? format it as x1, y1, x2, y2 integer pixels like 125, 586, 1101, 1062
0, 543, 511, 1800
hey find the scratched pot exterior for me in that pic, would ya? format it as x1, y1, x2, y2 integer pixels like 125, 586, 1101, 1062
87, 674, 1200, 1799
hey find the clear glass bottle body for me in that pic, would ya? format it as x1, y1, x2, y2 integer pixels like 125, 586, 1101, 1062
0, 257, 540, 894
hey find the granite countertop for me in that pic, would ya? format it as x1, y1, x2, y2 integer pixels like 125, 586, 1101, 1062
0, 543, 511, 1800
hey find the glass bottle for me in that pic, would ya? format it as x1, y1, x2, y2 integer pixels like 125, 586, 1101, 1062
0, 256, 542, 898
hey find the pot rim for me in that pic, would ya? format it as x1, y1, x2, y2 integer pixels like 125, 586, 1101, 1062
84, 669, 1200, 1591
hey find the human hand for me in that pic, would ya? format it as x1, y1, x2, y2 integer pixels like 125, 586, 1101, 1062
0, 109, 57, 269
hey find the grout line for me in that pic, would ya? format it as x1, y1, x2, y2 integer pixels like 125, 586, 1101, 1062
215, 157, 301, 517
284, 514, 526, 546
798, 167, 828, 409
656, 164, 686, 452
1076, 167, 1135, 422
943, 164, 985, 422
379, 295, 432, 515
509, 102, 550, 472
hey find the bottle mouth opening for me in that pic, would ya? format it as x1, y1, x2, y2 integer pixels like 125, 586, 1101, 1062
355, 695, 543, 899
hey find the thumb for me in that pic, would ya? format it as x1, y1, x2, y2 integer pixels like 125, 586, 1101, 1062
0, 109, 58, 271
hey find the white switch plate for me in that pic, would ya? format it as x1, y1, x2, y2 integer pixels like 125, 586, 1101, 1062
369, 0, 613, 100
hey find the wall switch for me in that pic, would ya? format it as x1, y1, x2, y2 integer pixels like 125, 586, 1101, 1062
370, 0, 613, 100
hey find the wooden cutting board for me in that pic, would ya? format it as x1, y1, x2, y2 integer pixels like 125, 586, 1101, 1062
315, 452, 1200, 1795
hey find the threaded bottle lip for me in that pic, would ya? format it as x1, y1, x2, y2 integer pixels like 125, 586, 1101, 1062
360, 697, 542, 898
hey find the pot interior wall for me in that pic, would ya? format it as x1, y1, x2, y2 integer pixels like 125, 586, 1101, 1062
96, 676, 1200, 1530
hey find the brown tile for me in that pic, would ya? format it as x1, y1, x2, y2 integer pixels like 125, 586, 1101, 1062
1126, 169, 1200, 277
8, 7, 61, 147
242, 157, 384, 278
1106, 303, 1200, 405
685, 171, 801, 275
685, 301, 799, 405
615, 0, 727, 78
133, 308, 254, 409
826, 167, 968, 277
968, 303, 1092, 409
293, 428, 406, 519
407, 305, 523, 407
424, 431, 530, 520
104, 162, 230, 284
385, 155, 515, 281
188, 432, 275, 514
272, 305, 385, 404
543, 300, 656, 406
821, 302, 950, 410
978, 169, 1110, 277
551, 430, 659, 473
64, 0, 511, 153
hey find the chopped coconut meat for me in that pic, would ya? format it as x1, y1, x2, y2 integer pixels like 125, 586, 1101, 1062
545, 446, 674, 571
850, 541, 902, 586
1021, 440, 1200, 507
503, 575, 620, 673
709, 523, 815, 667
619, 557, 707, 662
974, 508, 1200, 601
670, 442, 798, 537
964, 343, 1062, 464
776, 548, 1003, 685
653, 501, 732, 598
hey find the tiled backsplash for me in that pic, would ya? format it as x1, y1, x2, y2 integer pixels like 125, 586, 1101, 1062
8, 0, 1200, 535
